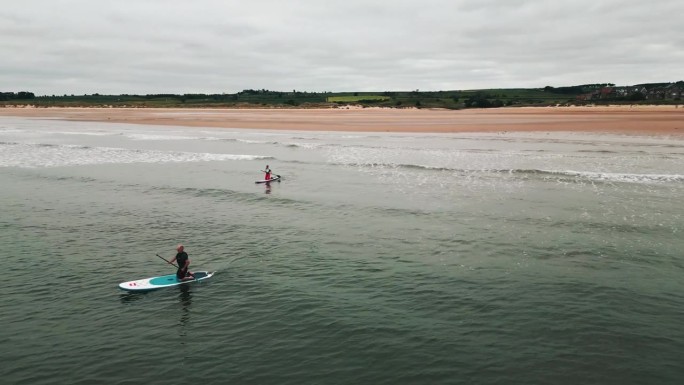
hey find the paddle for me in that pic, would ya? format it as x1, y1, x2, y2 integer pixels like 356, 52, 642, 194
156, 253, 178, 268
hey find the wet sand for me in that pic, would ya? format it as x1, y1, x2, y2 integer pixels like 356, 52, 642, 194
1, 106, 682, 135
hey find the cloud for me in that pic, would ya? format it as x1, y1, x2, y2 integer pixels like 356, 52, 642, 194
1, 0, 682, 95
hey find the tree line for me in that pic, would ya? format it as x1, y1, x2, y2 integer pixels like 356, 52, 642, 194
0, 91, 35, 101
2, 82, 681, 109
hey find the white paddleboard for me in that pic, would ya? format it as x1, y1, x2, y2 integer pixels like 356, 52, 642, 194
119, 271, 214, 292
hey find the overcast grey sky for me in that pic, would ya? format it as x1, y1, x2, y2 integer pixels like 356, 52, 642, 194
2, 0, 682, 95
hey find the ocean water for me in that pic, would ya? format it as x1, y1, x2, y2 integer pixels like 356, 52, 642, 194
1, 116, 683, 385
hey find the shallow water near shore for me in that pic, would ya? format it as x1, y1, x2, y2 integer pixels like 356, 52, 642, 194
1, 117, 683, 384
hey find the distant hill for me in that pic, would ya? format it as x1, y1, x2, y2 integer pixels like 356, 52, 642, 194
2, 82, 682, 109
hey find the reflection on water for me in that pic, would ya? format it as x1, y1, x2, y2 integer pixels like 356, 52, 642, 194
177, 285, 192, 339
119, 291, 147, 304
119, 286, 194, 342
178, 284, 192, 310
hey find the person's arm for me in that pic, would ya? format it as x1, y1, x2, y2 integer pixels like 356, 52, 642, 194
169, 255, 177, 265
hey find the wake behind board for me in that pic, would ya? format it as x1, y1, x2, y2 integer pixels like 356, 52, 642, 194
255, 175, 281, 184
119, 271, 214, 292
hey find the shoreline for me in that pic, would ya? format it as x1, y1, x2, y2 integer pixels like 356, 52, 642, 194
1, 106, 682, 135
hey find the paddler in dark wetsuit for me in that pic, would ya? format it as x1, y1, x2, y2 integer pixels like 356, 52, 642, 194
169, 244, 194, 281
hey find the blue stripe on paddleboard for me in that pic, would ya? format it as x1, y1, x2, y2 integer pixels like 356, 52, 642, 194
149, 274, 179, 286
148, 272, 210, 286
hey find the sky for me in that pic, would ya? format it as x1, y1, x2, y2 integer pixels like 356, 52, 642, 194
1, 0, 683, 95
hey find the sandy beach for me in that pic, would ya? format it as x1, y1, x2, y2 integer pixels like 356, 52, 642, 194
1, 105, 682, 135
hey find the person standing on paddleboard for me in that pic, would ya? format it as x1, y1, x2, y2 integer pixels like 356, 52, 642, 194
263, 165, 272, 181
169, 245, 194, 281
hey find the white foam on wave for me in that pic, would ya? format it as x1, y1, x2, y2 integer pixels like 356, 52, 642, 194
125, 133, 210, 141
324, 143, 683, 187
55, 131, 115, 136
0, 128, 25, 134
235, 138, 275, 144
553, 170, 684, 184
0, 142, 270, 168
283, 142, 323, 149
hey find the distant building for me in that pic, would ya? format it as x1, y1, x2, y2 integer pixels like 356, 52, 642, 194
599, 87, 614, 99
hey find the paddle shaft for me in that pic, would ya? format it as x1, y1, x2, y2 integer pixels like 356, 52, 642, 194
156, 253, 178, 268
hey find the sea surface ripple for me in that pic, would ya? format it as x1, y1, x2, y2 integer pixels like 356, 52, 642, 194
1, 117, 683, 384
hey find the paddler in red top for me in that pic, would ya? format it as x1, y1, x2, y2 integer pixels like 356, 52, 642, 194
263, 165, 272, 181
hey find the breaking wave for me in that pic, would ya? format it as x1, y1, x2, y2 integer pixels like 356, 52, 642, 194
332, 159, 684, 184
0, 142, 272, 168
